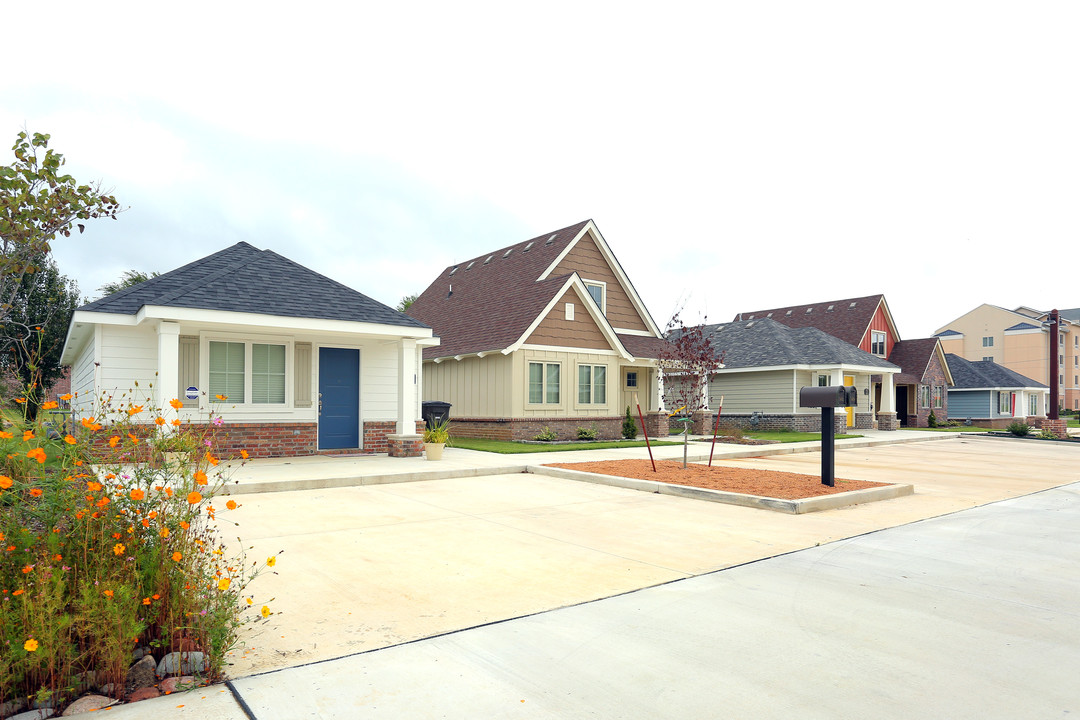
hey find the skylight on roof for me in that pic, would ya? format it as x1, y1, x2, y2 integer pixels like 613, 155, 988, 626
545, 234, 557, 244
503, 248, 513, 258
524, 241, 534, 251
785, 310, 792, 316
827, 305, 834, 311
466, 261, 475, 270
766, 312, 773, 318
484, 255, 493, 264
805, 308, 812, 313
849, 302, 857, 308
748, 315, 755, 320
449, 266, 458, 275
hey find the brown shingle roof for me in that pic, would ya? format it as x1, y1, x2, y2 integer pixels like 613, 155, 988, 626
407, 221, 592, 360
617, 334, 672, 360
735, 294, 887, 347
887, 338, 942, 385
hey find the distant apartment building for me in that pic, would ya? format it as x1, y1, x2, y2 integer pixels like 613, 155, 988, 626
934, 304, 1080, 412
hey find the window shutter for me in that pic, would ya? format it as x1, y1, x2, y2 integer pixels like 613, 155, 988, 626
178, 336, 199, 408
294, 343, 312, 407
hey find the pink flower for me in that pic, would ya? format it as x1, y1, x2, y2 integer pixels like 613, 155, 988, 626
204, 439, 213, 447
212, 416, 224, 427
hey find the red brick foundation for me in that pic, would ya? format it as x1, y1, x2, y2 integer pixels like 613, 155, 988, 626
1035, 417, 1068, 438
449, 415, 669, 442
875, 412, 898, 431
388, 434, 424, 457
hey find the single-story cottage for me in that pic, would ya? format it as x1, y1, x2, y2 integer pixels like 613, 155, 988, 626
945, 354, 1048, 428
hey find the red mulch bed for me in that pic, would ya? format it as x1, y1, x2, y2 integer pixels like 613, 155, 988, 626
544, 459, 887, 500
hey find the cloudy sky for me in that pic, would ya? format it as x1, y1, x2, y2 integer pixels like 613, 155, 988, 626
4, 1, 1078, 339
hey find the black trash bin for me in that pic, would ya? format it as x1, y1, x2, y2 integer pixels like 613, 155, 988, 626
422, 401, 452, 429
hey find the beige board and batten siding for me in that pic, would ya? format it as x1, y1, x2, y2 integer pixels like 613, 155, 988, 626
793, 370, 871, 415
709, 370, 795, 415
422, 353, 513, 418
517, 349, 616, 418
525, 287, 611, 350
550, 234, 649, 333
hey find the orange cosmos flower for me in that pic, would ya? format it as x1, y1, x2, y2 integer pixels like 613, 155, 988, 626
172, 551, 182, 562
240, 449, 250, 459
154, 417, 166, 426
205, 452, 219, 467
169, 398, 184, 409
87, 481, 103, 492
130, 489, 145, 501
0, 431, 11, 439
27, 448, 46, 464
13, 589, 24, 596
171, 419, 181, 426
127, 405, 144, 415
142, 597, 151, 605
193, 470, 207, 486
53, 554, 62, 562
215, 394, 228, 401
226, 500, 237, 510
141, 518, 150, 528
217, 577, 231, 591
0, 476, 12, 489
103, 589, 114, 598
187, 491, 202, 504
113, 543, 125, 556
147, 510, 158, 519
108, 436, 120, 448
164, 487, 174, 498
14, 398, 25, 404
22, 430, 34, 441
24, 639, 39, 652
80, 417, 101, 432
96, 496, 110, 508
60, 393, 72, 401
152, 594, 160, 600
29, 488, 43, 497
179, 520, 190, 530
22, 565, 32, 574
41, 401, 59, 410
127, 433, 139, 444
160, 527, 170, 538
64, 434, 76, 445
266, 556, 276, 568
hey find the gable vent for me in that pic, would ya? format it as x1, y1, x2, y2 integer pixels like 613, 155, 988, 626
449, 266, 458, 276
523, 241, 534, 252
545, 234, 557, 244
484, 255, 493, 264
503, 248, 513, 258
785, 310, 793, 316
465, 261, 475, 270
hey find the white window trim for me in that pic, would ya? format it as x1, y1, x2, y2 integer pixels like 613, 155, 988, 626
871, 330, 887, 356
200, 332, 293, 411
574, 362, 609, 409
565, 303, 575, 321
582, 280, 606, 314
625, 370, 638, 389
527, 361, 562, 406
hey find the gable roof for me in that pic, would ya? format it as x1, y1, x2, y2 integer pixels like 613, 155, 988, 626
78, 242, 427, 329
935, 329, 962, 337
407, 220, 663, 361
945, 354, 1047, 390
888, 338, 952, 386
1004, 322, 1041, 332
690, 318, 898, 371
734, 294, 895, 347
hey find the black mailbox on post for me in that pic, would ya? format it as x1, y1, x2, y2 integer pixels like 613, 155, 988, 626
799, 385, 856, 487
799, 386, 857, 409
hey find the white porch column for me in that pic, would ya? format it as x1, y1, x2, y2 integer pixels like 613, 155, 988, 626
397, 338, 419, 435
880, 372, 896, 413
700, 374, 710, 411
157, 321, 180, 423
830, 368, 844, 387
656, 367, 666, 413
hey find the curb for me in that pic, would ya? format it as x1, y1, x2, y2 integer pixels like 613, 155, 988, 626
530, 464, 914, 514
222, 465, 528, 495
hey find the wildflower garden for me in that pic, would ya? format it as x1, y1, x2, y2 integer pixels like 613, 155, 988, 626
0, 386, 276, 711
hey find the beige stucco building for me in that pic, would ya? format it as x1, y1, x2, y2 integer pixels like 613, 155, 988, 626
935, 304, 1079, 412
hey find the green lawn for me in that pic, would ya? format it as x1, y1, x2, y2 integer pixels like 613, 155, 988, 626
1068, 417, 1079, 428
908, 426, 992, 433
745, 431, 862, 443
448, 437, 682, 454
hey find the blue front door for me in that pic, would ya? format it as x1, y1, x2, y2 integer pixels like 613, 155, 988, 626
318, 348, 360, 450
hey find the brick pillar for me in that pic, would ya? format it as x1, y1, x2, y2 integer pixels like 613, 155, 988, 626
387, 434, 424, 458
643, 412, 669, 439
1035, 417, 1067, 439
876, 412, 899, 431
691, 410, 712, 435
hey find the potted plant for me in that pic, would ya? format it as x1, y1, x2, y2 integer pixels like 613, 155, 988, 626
423, 418, 450, 461
155, 431, 199, 468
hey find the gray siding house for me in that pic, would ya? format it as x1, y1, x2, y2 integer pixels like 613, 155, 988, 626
945, 354, 1048, 428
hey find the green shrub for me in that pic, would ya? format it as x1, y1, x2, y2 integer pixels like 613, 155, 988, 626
927, 411, 938, 428
533, 427, 557, 442
1006, 421, 1031, 436
621, 407, 638, 439
576, 427, 597, 441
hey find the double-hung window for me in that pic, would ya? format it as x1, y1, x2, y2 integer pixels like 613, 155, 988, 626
209, 341, 287, 404
578, 365, 607, 404
933, 385, 943, 408
1029, 394, 1038, 416
870, 331, 886, 356
982, 336, 994, 347
583, 281, 605, 314
999, 391, 1011, 414
919, 385, 931, 408
528, 362, 560, 404
817, 374, 831, 387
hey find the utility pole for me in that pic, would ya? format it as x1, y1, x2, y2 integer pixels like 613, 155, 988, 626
1050, 309, 1060, 420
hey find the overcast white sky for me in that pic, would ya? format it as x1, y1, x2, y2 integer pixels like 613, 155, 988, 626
3, 1, 1078, 339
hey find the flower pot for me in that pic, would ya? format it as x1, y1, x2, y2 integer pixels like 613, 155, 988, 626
425, 442, 445, 461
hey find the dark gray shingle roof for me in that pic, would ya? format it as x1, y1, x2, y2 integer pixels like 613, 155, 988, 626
79, 242, 428, 329
945, 354, 1047, 389
688, 318, 898, 370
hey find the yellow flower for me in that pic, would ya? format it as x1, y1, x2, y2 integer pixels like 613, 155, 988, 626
261, 606, 271, 619
266, 556, 276, 568
217, 577, 231, 591
245, 597, 253, 605
24, 638, 39, 652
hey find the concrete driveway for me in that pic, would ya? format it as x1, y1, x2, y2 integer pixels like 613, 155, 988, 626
216, 435, 1078, 678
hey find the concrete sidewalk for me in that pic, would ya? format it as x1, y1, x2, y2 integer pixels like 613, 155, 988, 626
97, 434, 1079, 718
